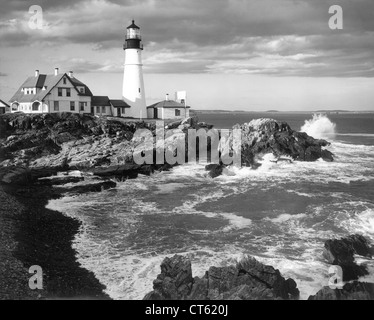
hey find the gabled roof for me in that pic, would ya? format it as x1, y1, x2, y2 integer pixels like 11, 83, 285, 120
69, 77, 93, 97
92, 96, 111, 106
9, 73, 93, 103
0, 99, 10, 108
110, 99, 131, 108
147, 100, 191, 109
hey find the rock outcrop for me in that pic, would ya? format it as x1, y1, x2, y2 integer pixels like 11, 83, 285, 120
233, 118, 334, 166
323, 234, 373, 281
1, 114, 334, 183
308, 281, 374, 300
0, 113, 213, 184
144, 255, 299, 300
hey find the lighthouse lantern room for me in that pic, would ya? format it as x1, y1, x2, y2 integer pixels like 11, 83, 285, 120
122, 20, 147, 118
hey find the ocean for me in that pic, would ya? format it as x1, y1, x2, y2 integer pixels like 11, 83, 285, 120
47, 112, 374, 300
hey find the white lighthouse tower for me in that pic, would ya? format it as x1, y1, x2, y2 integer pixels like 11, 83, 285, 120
122, 20, 147, 118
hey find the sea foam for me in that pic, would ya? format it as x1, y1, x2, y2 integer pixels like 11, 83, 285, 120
300, 114, 336, 140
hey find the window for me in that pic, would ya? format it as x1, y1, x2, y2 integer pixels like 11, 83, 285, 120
122, 108, 125, 114
58, 88, 63, 96
32, 102, 40, 111
175, 109, 181, 117
139, 88, 141, 93
96, 106, 100, 114
70, 101, 75, 111
66, 88, 71, 97
12, 103, 19, 111
80, 102, 85, 112
102, 106, 106, 114
80, 87, 85, 94
54, 101, 59, 111
63, 78, 67, 85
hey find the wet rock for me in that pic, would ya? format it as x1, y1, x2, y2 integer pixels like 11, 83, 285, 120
91, 164, 140, 180
144, 255, 299, 300
232, 119, 334, 166
323, 234, 373, 281
205, 164, 225, 178
55, 179, 116, 195
143, 255, 193, 300
308, 281, 374, 300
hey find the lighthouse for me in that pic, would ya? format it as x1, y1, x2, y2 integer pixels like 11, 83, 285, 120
122, 20, 147, 118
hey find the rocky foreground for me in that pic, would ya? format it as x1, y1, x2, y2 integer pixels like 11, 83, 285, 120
144, 255, 299, 300
145, 235, 374, 300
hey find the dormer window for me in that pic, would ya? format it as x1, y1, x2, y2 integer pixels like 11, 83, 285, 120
80, 87, 85, 93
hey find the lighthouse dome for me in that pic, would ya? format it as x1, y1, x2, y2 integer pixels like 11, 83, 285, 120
127, 20, 140, 29
126, 20, 141, 40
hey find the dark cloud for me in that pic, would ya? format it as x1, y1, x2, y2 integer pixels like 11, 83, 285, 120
0, 72, 7, 76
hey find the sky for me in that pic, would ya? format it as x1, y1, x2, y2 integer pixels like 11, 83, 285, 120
0, 0, 373, 111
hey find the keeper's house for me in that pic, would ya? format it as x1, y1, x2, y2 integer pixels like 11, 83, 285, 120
9, 68, 92, 114
147, 94, 190, 120
0, 99, 10, 114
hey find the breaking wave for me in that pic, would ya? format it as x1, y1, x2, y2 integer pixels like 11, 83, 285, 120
300, 114, 336, 140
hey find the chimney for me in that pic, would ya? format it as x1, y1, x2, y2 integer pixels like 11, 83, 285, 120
35, 70, 39, 77
68, 71, 74, 78
166, 93, 169, 101
54, 68, 59, 76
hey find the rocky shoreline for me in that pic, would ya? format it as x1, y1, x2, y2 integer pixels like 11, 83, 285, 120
0, 182, 111, 300
2, 112, 372, 300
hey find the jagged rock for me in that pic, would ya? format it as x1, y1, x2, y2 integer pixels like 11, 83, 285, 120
323, 234, 373, 281
205, 164, 225, 178
143, 255, 193, 300
144, 255, 299, 300
230, 119, 334, 167
308, 282, 374, 300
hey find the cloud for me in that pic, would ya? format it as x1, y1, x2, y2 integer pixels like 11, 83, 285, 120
0, 0, 374, 77
0, 72, 7, 76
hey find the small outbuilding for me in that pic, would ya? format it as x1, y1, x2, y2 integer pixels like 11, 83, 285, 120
147, 94, 190, 120
110, 99, 132, 118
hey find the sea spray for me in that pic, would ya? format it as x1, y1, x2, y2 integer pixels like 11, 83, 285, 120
301, 114, 336, 140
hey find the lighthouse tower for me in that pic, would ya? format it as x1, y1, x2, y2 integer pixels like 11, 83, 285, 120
122, 20, 147, 118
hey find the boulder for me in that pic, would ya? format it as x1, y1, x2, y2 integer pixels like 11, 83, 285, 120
232, 119, 334, 166
205, 164, 225, 178
144, 255, 299, 300
323, 234, 373, 281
